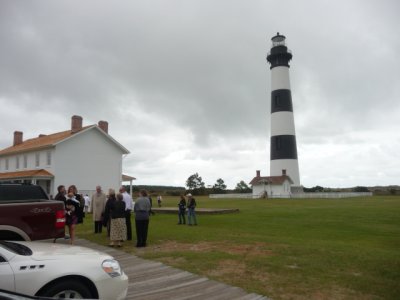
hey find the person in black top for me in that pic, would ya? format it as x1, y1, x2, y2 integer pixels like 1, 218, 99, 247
187, 193, 197, 226
54, 185, 66, 207
103, 189, 117, 238
68, 185, 84, 224
65, 192, 80, 244
108, 193, 127, 247
178, 195, 186, 224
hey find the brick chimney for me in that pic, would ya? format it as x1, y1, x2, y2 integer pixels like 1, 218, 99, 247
13, 131, 23, 146
98, 120, 108, 134
71, 115, 83, 133
256, 170, 260, 177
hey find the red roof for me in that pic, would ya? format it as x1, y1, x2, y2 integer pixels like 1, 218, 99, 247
0, 126, 93, 156
249, 175, 293, 186
0, 169, 54, 180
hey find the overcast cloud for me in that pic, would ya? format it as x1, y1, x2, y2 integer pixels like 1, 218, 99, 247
1, 0, 399, 188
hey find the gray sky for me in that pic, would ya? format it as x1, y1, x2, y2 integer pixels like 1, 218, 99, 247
1, 0, 399, 188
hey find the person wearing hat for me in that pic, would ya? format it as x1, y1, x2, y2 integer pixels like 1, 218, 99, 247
186, 193, 197, 226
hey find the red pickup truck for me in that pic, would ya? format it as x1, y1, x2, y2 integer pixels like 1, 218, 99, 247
0, 184, 65, 241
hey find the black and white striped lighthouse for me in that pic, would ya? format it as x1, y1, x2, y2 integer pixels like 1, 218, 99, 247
266, 33, 300, 186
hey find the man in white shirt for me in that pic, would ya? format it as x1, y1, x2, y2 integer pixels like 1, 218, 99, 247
83, 194, 90, 213
119, 186, 133, 240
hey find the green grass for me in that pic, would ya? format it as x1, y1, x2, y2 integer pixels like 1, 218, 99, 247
77, 196, 400, 300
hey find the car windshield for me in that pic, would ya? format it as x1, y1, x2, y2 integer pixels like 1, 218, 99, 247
0, 241, 33, 256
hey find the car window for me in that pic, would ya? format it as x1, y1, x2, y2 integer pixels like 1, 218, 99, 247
0, 241, 32, 256
0, 184, 48, 201
0, 255, 6, 262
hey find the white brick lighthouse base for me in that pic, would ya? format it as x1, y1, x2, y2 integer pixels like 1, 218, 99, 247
267, 33, 300, 187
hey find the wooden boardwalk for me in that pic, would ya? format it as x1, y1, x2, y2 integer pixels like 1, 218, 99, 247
71, 239, 268, 300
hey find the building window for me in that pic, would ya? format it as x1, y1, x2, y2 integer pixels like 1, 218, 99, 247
23, 155, 28, 169
46, 151, 51, 166
16, 156, 20, 169
5, 158, 9, 170
35, 153, 40, 167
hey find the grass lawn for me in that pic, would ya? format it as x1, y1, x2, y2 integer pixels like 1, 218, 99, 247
76, 196, 400, 300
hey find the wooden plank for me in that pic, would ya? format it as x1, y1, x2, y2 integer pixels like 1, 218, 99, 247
45, 238, 268, 299
128, 277, 209, 298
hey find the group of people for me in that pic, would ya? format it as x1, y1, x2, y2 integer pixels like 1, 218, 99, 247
90, 186, 151, 248
55, 184, 152, 248
178, 193, 197, 225
55, 185, 199, 247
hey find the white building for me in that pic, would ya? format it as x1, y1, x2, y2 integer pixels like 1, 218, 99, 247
0, 115, 133, 197
250, 170, 293, 198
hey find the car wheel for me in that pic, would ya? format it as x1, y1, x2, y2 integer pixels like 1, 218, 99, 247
39, 280, 94, 299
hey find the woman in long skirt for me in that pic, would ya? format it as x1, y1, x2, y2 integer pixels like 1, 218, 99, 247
109, 193, 127, 247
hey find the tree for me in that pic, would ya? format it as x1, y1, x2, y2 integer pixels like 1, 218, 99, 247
303, 185, 324, 192
212, 178, 227, 193
353, 186, 369, 193
186, 173, 205, 190
235, 180, 251, 193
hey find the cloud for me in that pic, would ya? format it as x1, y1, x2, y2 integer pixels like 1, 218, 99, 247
0, 0, 399, 188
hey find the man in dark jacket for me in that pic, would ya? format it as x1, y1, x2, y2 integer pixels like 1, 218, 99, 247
187, 193, 197, 226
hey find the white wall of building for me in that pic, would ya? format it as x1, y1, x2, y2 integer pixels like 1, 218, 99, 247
53, 128, 124, 195
0, 149, 55, 173
252, 179, 292, 198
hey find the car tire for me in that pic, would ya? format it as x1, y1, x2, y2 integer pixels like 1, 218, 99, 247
39, 279, 94, 299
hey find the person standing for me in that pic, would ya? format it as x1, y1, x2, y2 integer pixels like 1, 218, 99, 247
108, 193, 127, 247
54, 185, 66, 207
65, 192, 80, 244
68, 185, 84, 224
84, 194, 90, 213
90, 185, 106, 234
187, 193, 197, 226
157, 195, 163, 207
134, 190, 151, 247
178, 195, 186, 225
103, 189, 117, 237
119, 186, 133, 241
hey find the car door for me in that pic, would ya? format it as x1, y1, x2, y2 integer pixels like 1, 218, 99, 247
0, 254, 15, 292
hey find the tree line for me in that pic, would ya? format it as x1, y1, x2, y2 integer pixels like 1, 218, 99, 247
185, 172, 251, 195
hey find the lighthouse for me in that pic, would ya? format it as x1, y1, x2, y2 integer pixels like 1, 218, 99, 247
266, 33, 300, 187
